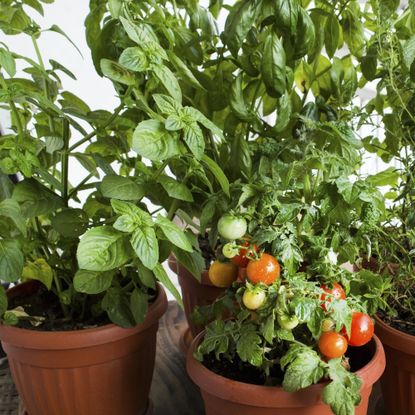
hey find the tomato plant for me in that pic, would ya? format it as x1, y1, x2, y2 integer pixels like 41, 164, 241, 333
217, 215, 247, 241
321, 283, 346, 310
246, 254, 280, 285
208, 261, 239, 288
232, 242, 259, 267
318, 332, 348, 359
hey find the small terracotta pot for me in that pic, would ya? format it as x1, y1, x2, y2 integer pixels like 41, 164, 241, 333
375, 315, 415, 415
0, 281, 167, 415
187, 331, 385, 415
168, 255, 224, 338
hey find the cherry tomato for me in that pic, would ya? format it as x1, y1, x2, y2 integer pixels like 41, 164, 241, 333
321, 318, 335, 332
321, 282, 346, 311
222, 242, 238, 259
346, 312, 374, 347
232, 242, 259, 267
208, 260, 238, 288
318, 331, 348, 359
277, 314, 299, 330
242, 289, 266, 310
246, 253, 280, 285
217, 214, 247, 240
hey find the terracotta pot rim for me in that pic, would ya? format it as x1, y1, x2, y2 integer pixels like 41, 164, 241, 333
187, 330, 385, 407
0, 283, 167, 350
375, 314, 415, 355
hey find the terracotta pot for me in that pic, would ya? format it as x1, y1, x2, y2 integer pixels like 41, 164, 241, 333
0, 281, 167, 415
375, 315, 415, 415
168, 255, 224, 338
187, 331, 385, 415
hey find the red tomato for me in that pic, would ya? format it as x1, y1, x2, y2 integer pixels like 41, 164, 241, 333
318, 331, 348, 359
232, 242, 258, 267
321, 282, 346, 311
346, 312, 374, 347
246, 253, 280, 285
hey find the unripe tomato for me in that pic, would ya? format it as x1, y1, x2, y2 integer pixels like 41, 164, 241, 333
232, 242, 259, 267
208, 260, 239, 288
222, 242, 238, 259
277, 314, 299, 330
321, 318, 335, 332
321, 282, 346, 311
318, 331, 348, 359
242, 289, 266, 310
346, 312, 374, 347
217, 214, 247, 240
246, 253, 280, 285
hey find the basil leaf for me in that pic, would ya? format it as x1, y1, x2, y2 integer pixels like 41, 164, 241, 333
262, 32, 286, 98
130, 226, 159, 270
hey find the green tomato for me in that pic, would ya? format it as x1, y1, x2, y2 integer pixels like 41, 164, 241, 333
242, 289, 266, 310
277, 314, 299, 330
217, 214, 247, 240
222, 242, 238, 259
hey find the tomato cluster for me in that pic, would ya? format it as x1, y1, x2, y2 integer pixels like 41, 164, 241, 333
318, 282, 375, 360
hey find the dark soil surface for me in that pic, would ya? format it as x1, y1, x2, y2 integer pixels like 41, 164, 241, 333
202, 340, 376, 387
9, 284, 110, 332
378, 309, 415, 337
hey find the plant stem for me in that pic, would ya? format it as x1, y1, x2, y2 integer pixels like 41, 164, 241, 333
61, 119, 70, 205
68, 173, 94, 198
53, 272, 69, 318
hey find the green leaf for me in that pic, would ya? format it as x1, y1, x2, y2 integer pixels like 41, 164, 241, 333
183, 123, 205, 159
136, 261, 156, 289
262, 32, 286, 98
152, 65, 182, 103
291, 297, 318, 322
108, 0, 122, 18
130, 288, 148, 324
327, 299, 353, 334
196, 320, 229, 360
153, 94, 182, 115
119, 16, 158, 44
166, 51, 205, 91
341, 10, 364, 58
51, 208, 89, 238
119, 47, 148, 72
201, 155, 230, 196
165, 114, 186, 131
230, 76, 253, 121
100, 58, 136, 85
77, 226, 132, 271
153, 263, 183, 306
0, 48, 16, 77
185, 107, 224, 139
0, 239, 23, 283
237, 324, 263, 366
22, 258, 53, 290
324, 14, 340, 58
24, 0, 44, 15
48, 25, 83, 57
101, 175, 145, 201
73, 270, 113, 294
224, 0, 258, 56
274, 92, 291, 133
275, 0, 299, 33
13, 179, 64, 218
281, 345, 325, 392
0, 199, 27, 236
132, 120, 181, 161
102, 287, 135, 328
171, 247, 203, 282
158, 176, 193, 202
366, 167, 400, 187
156, 215, 192, 252
0, 285, 7, 316
111, 199, 154, 227
130, 226, 159, 269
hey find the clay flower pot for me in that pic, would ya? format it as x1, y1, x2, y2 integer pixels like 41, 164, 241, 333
187, 331, 385, 415
168, 255, 224, 338
0, 282, 167, 415
375, 315, 415, 415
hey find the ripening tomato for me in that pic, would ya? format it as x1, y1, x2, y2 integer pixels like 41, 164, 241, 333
346, 312, 374, 347
242, 289, 266, 310
217, 214, 247, 240
232, 242, 259, 267
208, 260, 239, 288
277, 314, 299, 330
321, 282, 346, 310
246, 253, 280, 285
318, 331, 348, 359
